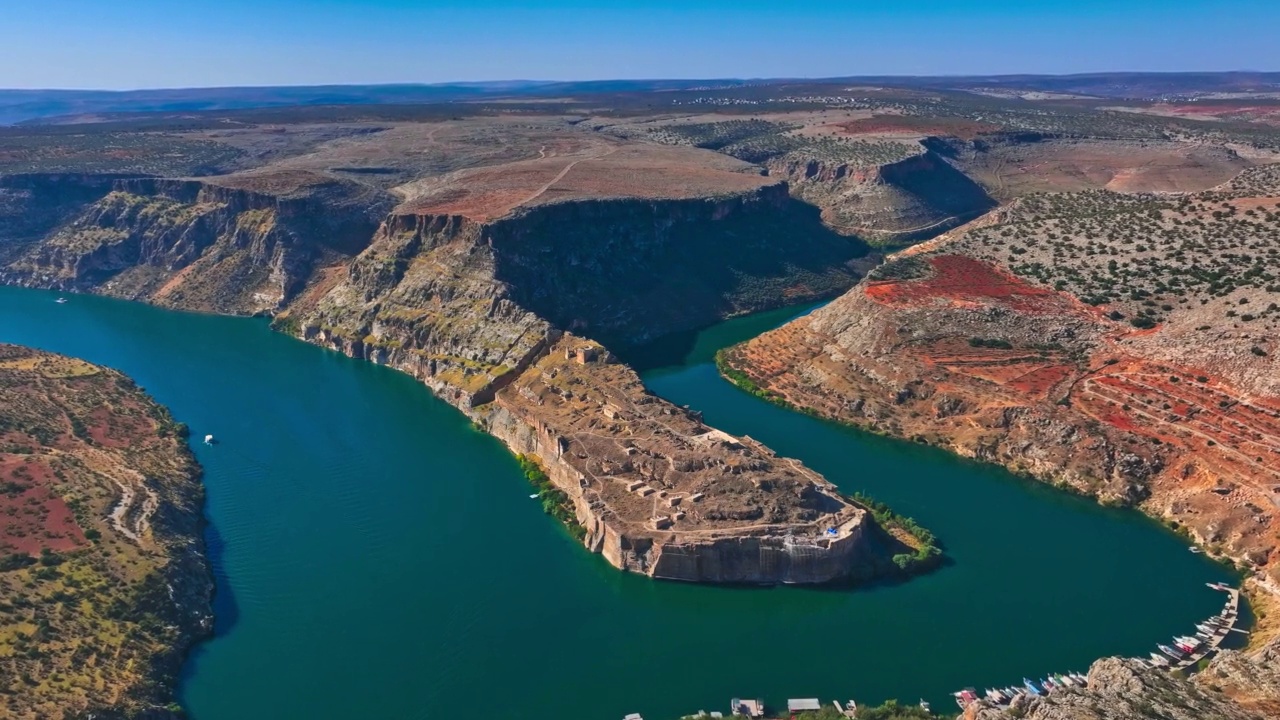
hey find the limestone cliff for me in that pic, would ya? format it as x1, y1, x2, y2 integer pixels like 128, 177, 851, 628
1, 175, 384, 314
767, 148, 997, 245
0, 166, 899, 584
276, 189, 891, 583
480, 336, 885, 584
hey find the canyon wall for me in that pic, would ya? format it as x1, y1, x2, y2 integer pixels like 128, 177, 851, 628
768, 148, 997, 244
1, 175, 384, 314
0, 173, 892, 585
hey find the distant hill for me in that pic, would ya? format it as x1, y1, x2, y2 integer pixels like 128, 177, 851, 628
5, 72, 1280, 126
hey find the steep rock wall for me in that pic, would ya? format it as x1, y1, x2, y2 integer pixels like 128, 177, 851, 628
489, 184, 869, 345
1, 176, 382, 313
768, 149, 997, 244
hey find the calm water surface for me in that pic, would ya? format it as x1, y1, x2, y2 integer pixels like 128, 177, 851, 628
0, 287, 1234, 719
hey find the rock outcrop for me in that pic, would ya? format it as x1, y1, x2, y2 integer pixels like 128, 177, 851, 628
769, 148, 997, 244
722, 170, 1280, 603
279, 188, 890, 583
966, 635, 1280, 720
2, 175, 386, 314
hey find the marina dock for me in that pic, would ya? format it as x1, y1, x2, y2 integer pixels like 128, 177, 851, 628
1167, 584, 1240, 671
951, 583, 1244, 711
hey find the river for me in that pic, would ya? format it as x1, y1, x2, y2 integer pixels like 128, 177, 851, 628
0, 286, 1235, 719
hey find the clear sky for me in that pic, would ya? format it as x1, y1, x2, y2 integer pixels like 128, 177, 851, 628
2, 0, 1276, 90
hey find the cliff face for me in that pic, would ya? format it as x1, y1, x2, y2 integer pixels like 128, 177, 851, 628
490, 185, 866, 346
0, 173, 145, 265
768, 149, 997, 244
288, 185, 868, 407
722, 256, 1154, 503
1, 175, 383, 314
479, 335, 882, 584
0, 163, 906, 585
277, 190, 887, 584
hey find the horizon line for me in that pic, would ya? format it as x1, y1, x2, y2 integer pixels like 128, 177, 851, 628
3, 69, 1278, 95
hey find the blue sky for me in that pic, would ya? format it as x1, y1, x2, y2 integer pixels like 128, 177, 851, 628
2, 0, 1276, 89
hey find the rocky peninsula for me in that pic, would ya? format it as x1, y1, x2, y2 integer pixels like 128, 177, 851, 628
0, 116, 934, 584
0, 345, 210, 719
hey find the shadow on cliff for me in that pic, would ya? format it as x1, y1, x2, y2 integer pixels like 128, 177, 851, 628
494, 194, 875, 352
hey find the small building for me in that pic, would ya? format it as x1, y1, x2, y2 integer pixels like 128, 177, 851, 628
788, 699, 821, 713
667, 495, 683, 507
731, 698, 764, 717
627, 481, 645, 492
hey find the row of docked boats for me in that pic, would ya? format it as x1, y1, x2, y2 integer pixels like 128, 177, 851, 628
953, 673, 1088, 709
1147, 612, 1232, 667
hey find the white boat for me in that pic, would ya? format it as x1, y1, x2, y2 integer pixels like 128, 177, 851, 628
918, 698, 931, 712
204, 434, 215, 445
55, 297, 68, 304
529, 493, 539, 499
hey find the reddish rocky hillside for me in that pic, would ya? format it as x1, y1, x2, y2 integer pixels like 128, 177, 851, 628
721, 166, 1280, 628
0, 345, 209, 720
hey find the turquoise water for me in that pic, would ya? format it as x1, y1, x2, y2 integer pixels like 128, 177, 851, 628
0, 286, 1234, 719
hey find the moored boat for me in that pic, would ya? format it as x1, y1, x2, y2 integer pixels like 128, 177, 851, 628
1159, 644, 1185, 659
954, 688, 979, 709
1023, 679, 1042, 696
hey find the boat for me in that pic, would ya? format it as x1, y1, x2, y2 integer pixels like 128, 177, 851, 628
918, 698, 931, 713
1056, 674, 1075, 687
1071, 673, 1088, 684
1189, 546, 1203, 553
1159, 644, 1185, 659
1023, 679, 1042, 696
1149, 653, 1170, 666
529, 493, 539, 499
953, 688, 978, 709
844, 700, 858, 715
1041, 679, 1055, 693
55, 297, 68, 304
203, 434, 215, 445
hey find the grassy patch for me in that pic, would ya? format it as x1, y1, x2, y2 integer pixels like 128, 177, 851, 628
516, 455, 587, 542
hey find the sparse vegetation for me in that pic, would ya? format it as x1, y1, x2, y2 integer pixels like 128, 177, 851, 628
516, 454, 586, 541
